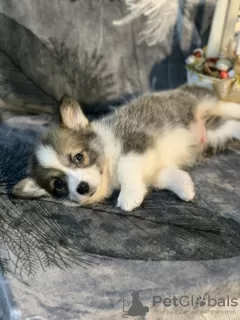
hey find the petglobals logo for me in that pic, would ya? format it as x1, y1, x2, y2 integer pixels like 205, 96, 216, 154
152, 295, 238, 308
120, 291, 149, 318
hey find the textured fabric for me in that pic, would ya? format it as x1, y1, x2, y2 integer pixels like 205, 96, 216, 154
1, 119, 240, 319
0, 0, 216, 105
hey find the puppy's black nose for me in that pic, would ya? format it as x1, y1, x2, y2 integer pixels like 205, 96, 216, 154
77, 181, 89, 195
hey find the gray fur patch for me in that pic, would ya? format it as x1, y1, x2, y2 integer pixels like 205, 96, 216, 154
205, 116, 226, 130
102, 85, 217, 154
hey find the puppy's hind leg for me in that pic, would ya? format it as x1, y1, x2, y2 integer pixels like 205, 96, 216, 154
196, 99, 240, 149
214, 101, 240, 119
199, 100, 240, 120
206, 119, 240, 149
154, 167, 195, 202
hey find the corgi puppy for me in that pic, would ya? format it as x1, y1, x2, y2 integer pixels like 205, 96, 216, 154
12, 85, 240, 211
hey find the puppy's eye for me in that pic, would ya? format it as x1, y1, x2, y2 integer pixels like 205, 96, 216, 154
74, 152, 84, 163
53, 177, 66, 191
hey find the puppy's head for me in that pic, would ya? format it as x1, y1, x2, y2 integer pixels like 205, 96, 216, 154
12, 95, 109, 205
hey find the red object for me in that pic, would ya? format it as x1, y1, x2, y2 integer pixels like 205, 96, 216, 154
220, 71, 228, 79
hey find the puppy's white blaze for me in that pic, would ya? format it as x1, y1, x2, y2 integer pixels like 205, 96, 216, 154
36, 145, 64, 171
67, 167, 101, 202
74, 167, 101, 187
68, 174, 81, 202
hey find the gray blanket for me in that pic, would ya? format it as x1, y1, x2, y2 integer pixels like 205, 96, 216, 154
1, 1, 240, 319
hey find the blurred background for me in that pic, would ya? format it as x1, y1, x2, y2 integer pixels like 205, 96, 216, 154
0, 0, 216, 130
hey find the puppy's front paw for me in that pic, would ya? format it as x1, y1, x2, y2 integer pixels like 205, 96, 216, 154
174, 171, 195, 202
117, 187, 146, 211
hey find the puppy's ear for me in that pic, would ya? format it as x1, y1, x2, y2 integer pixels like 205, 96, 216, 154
59, 95, 89, 130
12, 177, 49, 199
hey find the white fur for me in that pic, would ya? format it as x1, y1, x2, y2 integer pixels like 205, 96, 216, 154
67, 166, 101, 202
115, 127, 196, 210
207, 120, 240, 148
36, 145, 64, 171
196, 100, 240, 120
154, 167, 195, 201
218, 102, 240, 119
156, 127, 196, 167
117, 153, 148, 211
20, 177, 48, 198
92, 121, 121, 188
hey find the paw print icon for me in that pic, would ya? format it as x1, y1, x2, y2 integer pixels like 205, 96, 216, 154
195, 295, 207, 307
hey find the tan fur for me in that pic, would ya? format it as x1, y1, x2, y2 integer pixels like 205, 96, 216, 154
83, 161, 112, 205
